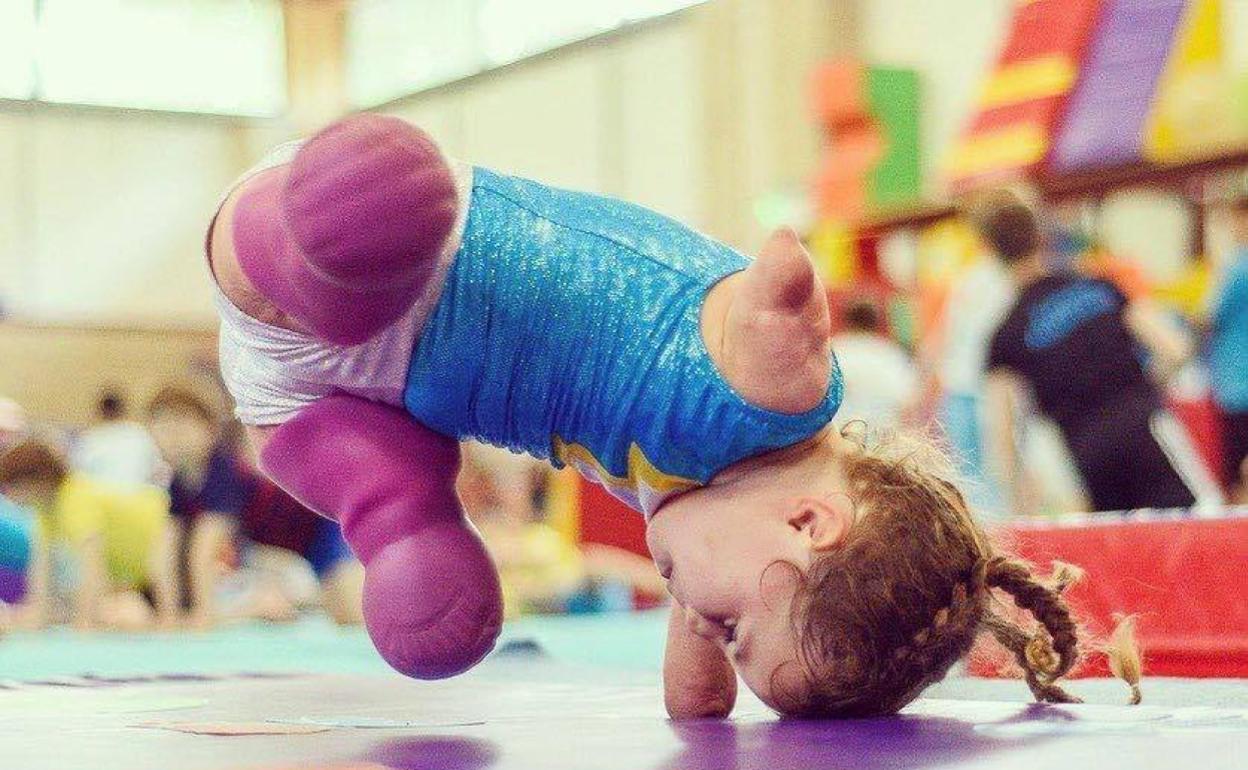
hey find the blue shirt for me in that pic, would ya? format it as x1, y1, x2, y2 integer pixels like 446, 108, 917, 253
0, 493, 33, 571
404, 168, 842, 516
168, 449, 252, 521
1209, 254, 1248, 412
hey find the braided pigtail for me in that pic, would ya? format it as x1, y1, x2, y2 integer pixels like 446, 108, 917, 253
1103, 615, 1144, 705
983, 557, 1083, 704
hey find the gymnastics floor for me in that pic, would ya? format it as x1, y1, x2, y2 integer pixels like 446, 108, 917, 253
3, 612, 1247, 770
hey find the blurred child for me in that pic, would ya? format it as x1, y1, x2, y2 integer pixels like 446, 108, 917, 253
1210, 198, 1248, 503
147, 384, 363, 626
976, 191, 1204, 513
830, 300, 918, 430
460, 444, 664, 617
145, 385, 243, 627
0, 439, 176, 630
71, 388, 165, 490
238, 474, 364, 625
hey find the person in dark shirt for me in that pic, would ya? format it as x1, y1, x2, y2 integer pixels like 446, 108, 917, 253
1208, 197, 1248, 504
148, 385, 362, 625
975, 192, 1203, 513
146, 386, 247, 626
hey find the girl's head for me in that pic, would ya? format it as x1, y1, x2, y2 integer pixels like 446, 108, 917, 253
647, 426, 1140, 717
0, 438, 68, 510
145, 385, 221, 469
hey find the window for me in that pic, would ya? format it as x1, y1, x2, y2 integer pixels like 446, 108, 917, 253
348, 0, 481, 108
0, 2, 37, 99
347, 0, 705, 108
7, 0, 285, 116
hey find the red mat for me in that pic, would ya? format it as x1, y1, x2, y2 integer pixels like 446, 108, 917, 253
973, 509, 1248, 679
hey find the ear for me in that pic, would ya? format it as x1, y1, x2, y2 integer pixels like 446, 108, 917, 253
786, 495, 852, 551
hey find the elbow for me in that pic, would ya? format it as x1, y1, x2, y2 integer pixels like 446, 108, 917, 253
665, 677, 738, 720
666, 692, 735, 720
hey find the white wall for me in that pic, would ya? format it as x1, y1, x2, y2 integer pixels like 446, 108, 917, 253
0, 106, 284, 327
0, 15, 710, 328
382, 0, 846, 250
0, 1, 844, 327
382, 16, 707, 231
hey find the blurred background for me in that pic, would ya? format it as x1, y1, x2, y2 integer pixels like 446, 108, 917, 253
0, 0, 1245, 680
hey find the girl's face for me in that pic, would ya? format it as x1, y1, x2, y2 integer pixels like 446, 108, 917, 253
646, 467, 853, 711
148, 409, 216, 468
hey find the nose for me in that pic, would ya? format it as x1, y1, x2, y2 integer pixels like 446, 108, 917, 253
684, 607, 730, 643
656, 556, 673, 580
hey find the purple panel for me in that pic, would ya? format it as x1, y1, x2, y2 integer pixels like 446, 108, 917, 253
1049, 0, 1186, 172
0, 564, 25, 603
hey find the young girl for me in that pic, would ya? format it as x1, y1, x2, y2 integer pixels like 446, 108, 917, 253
145, 385, 363, 626
207, 114, 1139, 718
0, 439, 177, 630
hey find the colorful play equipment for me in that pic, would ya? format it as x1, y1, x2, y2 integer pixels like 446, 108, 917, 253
948, 0, 1102, 188
950, 0, 1247, 189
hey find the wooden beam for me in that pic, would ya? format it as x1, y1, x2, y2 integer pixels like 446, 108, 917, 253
862, 148, 1248, 233
282, 0, 349, 131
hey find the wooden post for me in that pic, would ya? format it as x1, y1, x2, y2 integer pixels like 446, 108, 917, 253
282, 0, 350, 132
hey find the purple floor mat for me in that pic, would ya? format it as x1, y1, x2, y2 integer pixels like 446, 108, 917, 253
1, 659, 1245, 770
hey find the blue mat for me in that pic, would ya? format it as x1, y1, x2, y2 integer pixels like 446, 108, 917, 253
0, 610, 669, 680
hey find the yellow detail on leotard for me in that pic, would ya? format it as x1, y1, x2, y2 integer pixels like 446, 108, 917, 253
552, 437, 699, 513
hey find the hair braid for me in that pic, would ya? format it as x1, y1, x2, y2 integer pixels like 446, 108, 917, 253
790, 427, 1142, 717
982, 556, 1082, 703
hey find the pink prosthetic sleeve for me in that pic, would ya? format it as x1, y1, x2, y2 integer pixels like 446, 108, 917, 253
260, 395, 503, 679
232, 114, 459, 345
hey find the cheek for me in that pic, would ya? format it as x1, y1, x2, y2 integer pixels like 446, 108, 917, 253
671, 550, 758, 618
741, 656, 808, 714
738, 618, 807, 713
657, 510, 793, 615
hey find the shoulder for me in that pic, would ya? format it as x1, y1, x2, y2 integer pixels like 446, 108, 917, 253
717, 230, 832, 413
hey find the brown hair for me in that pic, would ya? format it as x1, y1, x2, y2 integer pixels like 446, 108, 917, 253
968, 190, 1041, 264
145, 384, 218, 426
0, 438, 69, 489
786, 429, 1141, 717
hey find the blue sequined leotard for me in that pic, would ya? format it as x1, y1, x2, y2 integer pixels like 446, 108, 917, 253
403, 168, 842, 517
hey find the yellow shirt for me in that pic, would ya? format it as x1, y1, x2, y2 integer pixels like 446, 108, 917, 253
36, 474, 169, 588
